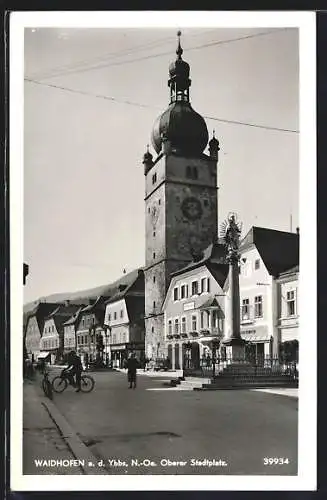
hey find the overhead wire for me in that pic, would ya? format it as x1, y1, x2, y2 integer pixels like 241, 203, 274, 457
26, 28, 290, 81
24, 78, 299, 134
27, 28, 219, 81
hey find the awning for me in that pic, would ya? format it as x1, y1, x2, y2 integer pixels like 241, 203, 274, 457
199, 336, 223, 344
240, 325, 270, 342
240, 335, 271, 342
37, 351, 50, 359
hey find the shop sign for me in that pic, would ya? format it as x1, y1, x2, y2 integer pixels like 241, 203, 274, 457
184, 302, 195, 311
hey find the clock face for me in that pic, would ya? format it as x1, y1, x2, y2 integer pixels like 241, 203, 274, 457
181, 197, 203, 221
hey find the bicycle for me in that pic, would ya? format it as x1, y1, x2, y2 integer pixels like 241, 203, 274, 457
41, 368, 53, 400
52, 368, 95, 393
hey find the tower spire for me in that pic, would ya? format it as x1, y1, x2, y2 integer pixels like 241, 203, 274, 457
176, 30, 183, 59
168, 30, 191, 104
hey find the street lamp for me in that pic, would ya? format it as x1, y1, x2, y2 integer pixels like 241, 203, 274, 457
103, 325, 110, 367
184, 341, 192, 370
211, 338, 220, 379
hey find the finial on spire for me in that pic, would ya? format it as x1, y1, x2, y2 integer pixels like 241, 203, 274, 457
146, 144, 150, 152
176, 30, 183, 59
213, 129, 216, 138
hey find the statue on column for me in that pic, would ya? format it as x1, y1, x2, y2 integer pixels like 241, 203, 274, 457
220, 213, 246, 361
223, 213, 242, 260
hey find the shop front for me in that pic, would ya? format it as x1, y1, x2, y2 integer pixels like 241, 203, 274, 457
111, 342, 145, 368
240, 325, 273, 364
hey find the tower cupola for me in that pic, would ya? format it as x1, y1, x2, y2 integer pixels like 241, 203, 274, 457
151, 31, 208, 157
142, 144, 153, 175
209, 130, 220, 160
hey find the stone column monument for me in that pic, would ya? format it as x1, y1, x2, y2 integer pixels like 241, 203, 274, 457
221, 213, 246, 361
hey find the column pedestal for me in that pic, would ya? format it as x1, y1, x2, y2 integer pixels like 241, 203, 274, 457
223, 338, 246, 362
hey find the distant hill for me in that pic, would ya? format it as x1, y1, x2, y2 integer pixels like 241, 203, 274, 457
23, 268, 142, 315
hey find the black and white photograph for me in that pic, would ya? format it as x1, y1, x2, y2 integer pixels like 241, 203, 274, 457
10, 11, 316, 491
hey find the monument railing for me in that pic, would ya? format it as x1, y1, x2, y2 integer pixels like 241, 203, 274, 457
183, 355, 299, 380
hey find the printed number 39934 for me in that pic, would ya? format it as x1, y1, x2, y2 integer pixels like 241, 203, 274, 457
263, 458, 290, 465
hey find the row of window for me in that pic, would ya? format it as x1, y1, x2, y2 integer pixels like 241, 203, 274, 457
241, 296, 263, 320
77, 335, 89, 346
168, 311, 223, 335
285, 290, 297, 316
173, 278, 211, 301
80, 316, 95, 328
42, 339, 59, 349
112, 332, 127, 345
107, 309, 124, 322
239, 259, 261, 276
44, 325, 55, 334
64, 337, 75, 346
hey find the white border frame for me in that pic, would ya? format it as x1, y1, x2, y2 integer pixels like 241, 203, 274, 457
10, 10, 316, 491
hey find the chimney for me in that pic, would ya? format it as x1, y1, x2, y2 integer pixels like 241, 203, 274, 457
65, 299, 70, 306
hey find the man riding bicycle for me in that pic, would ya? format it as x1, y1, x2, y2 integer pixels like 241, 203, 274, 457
66, 351, 83, 392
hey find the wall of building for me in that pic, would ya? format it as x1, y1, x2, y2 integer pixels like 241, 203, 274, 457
163, 265, 225, 364
144, 152, 218, 361
41, 318, 60, 355
25, 316, 41, 360
166, 155, 218, 259
225, 245, 273, 356
277, 273, 299, 343
64, 324, 76, 351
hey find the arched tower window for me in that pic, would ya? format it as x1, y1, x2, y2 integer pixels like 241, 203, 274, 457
186, 166, 192, 178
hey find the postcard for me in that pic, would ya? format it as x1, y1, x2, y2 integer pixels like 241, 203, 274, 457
10, 10, 316, 491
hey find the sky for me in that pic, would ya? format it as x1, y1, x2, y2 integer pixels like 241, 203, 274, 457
23, 25, 299, 304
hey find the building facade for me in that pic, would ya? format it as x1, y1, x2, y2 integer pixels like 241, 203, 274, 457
104, 269, 145, 367
225, 226, 299, 358
24, 302, 60, 362
63, 306, 85, 355
143, 33, 220, 360
162, 244, 228, 369
276, 265, 299, 362
40, 304, 81, 363
75, 296, 108, 366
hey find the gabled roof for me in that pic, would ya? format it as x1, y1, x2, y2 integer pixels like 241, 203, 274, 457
105, 269, 144, 305
171, 242, 226, 277
25, 302, 63, 336
105, 270, 145, 323
125, 295, 144, 324
199, 297, 225, 317
44, 304, 82, 332
277, 264, 299, 279
240, 226, 299, 277
62, 306, 86, 326
206, 263, 229, 289
78, 296, 110, 326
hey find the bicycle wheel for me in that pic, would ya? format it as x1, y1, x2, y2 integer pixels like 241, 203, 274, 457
42, 378, 48, 394
42, 378, 53, 399
80, 375, 95, 393
52, 376, 68, 393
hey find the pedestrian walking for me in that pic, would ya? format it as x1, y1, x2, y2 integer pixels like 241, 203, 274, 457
126, 353, 138, 389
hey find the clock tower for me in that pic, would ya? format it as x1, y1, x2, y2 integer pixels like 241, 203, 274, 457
142, 32, 220, 360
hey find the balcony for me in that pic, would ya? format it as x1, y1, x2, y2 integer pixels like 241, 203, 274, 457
199, 327, 223, 338
189, 331, 199, 337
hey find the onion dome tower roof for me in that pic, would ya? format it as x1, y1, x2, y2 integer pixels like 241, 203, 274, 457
151, 31, 208, 156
